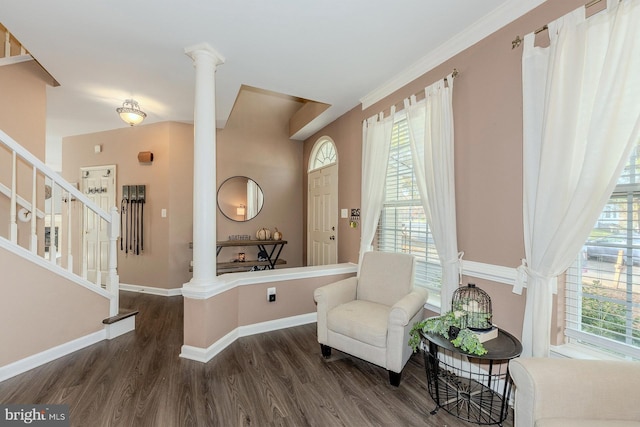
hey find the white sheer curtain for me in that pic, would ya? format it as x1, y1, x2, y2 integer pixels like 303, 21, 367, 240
359, 110, 394, 268
518, 0, 640, 357
404, 75, 460, 307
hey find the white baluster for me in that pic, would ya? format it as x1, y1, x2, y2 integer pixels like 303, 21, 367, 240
9, 151, 17, 243
30, 167, 37, 253
66, 190, 73, 273
81, 204, 88, 280
49, 181, 57, 264
4, 30, 10, 59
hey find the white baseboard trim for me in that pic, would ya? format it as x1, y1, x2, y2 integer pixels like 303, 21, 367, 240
120, 283, 183, 297
238, 312, 317, 337
180, 329, 239, 363
0, 329, 106, 382
1, 314, 138, 383
180, 312, 317, 363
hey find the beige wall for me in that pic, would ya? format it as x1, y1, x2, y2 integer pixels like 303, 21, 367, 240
303, 0, 588, 339
0, 61, 47, 158
168, 124, 196, 287
238, 275, 353, 326
183, 272, 355, 348
0, 245, 110, 366
0, 61, 48, 247
62, 122, 194, 289
216, 88, 304, 268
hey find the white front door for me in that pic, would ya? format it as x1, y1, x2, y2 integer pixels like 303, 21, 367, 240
81, 165, 116, 285
307, 164, 338, 265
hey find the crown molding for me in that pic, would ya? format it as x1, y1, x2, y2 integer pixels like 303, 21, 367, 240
360, 0, 547, 110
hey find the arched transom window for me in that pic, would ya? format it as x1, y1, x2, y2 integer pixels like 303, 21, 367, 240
309, 137, 337, 171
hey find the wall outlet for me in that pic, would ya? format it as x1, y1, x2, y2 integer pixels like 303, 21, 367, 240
267, 287, 276, 302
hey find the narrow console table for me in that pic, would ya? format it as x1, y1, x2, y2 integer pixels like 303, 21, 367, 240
216, 240, 287, 273
420, 328, 522, 426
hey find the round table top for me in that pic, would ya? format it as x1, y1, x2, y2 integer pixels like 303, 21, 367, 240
421, 327, 522, 360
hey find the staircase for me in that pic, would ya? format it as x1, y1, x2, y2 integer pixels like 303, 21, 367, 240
0, 129, 121, 314
0, 128, 130, 381
0, 25, 130, 382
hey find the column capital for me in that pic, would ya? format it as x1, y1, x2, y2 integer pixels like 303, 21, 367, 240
184, 43, 225, 67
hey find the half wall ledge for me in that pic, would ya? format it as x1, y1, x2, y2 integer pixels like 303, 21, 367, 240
181, 263, 358, 300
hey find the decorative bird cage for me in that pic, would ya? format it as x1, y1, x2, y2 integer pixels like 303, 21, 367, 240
451, 283, 493, 331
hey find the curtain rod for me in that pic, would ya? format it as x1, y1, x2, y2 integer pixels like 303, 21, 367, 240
379, 68, 458, 118
511, 0, 605, 49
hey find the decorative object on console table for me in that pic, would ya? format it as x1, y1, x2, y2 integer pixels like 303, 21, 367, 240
273, 227, 282, 241
256, 227, 271, 240
451, 283, 493, 331
409, 312, 488, 356
409, 283, 496, 355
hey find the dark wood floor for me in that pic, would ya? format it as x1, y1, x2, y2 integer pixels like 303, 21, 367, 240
0, 292, 514, 426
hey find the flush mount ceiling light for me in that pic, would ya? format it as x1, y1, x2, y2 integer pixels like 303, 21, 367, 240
116, 99, 147, 126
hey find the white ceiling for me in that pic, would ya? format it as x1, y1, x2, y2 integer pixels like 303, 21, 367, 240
1, 0, 545, 144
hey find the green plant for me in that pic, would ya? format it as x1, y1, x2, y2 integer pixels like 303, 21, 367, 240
451, 328, 488, 356
409, 311, 488, 356
580, 279, 640, 345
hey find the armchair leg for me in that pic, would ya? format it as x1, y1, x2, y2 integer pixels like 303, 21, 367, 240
388, 370, 401, 387
320, 344, 332, 359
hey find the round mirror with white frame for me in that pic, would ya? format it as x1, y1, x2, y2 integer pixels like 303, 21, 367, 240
217, 176, 264, 222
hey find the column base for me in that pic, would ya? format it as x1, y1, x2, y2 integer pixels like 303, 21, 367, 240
182, 277, 227, 299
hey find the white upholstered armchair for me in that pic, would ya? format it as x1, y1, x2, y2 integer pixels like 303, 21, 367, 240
313, 251, 428, 386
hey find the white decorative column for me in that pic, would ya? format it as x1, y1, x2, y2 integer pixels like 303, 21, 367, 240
184, 43, 225, 291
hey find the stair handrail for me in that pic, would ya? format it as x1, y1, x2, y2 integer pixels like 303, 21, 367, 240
1, 129, 110, 221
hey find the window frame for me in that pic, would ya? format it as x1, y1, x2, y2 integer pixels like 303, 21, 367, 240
375, 115, 442, 301
308, 137, 337, 172
564, 146, 640, 360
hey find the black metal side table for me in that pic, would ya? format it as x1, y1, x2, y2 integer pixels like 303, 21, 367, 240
420, 328, 522, 426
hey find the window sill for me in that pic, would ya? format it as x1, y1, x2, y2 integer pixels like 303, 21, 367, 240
550, 343, 628, 361
423, 292, 441, 314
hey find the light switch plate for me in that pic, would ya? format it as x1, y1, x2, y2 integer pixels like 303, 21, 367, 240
341, 208, 348, 218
